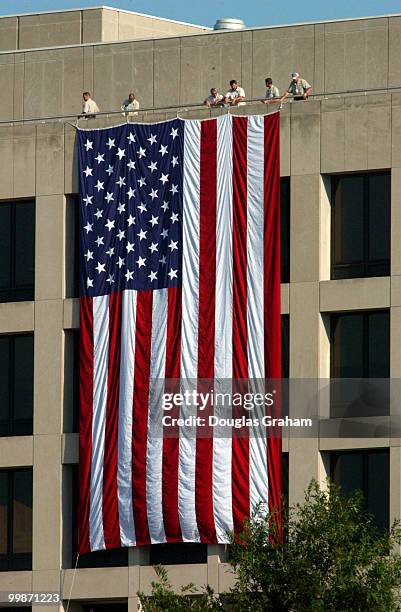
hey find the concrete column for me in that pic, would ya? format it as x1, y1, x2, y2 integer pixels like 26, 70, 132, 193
207, 544, 228, 593
289, 282, 323, 504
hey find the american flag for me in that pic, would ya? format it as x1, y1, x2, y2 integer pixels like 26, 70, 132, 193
77, 112, 282, 553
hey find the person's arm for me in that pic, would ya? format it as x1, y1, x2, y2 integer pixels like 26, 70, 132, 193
233, 89, 245, 105
82, 101, 89, 114
224, 94, 232, 105
303, 86, 312, 99
281, 90, 290, 102
204, 98, 211, 107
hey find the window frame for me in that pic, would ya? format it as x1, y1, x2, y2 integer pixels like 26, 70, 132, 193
0, 468, 33, 571
330, 171, 390, 280
330, 448, 389, 532
0, 199, 35, 303
330, 310, 390, 379
0, 333, 34, 437
280, 177, 290, 284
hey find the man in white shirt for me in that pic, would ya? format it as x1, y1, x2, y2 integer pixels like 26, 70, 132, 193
204, 88, 224, 107
263, 77, 280, 104
224, 80, 246, 107
82, 92, 99, 116
121, 92, 140, 116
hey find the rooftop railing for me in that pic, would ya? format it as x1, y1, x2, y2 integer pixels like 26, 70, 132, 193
0, 84, 400, 127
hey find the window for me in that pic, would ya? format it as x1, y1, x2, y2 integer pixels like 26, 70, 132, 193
330, 311, 389, 417
0, 469, 32, 571
331, 449, 389, 532
82, 605, 127, 612
150, 543, 207, 565
64, 331, 79, 433
0, 334, 34, 436
280, 177, 290, 283
331, 311, 390, 378
0, 200, 35, 302
281, 315, 289, 378
65, 196, 79, 299
331, 172, 390, 279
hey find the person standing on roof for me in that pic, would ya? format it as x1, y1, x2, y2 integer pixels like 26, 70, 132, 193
224, 80, 246, 107
204, 88, 224, 107
281, 72, 312, 101
121, 92, 140, 116
262, 77, 280, 104
82, 92, 99, 115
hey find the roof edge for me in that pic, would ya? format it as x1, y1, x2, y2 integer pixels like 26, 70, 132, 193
0, 5, 212, 31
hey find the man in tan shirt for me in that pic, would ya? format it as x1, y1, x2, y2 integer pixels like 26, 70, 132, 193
281, 72, 312, 102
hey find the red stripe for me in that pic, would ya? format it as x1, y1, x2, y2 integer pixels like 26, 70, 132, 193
102, 291, 122, 549
231, 115, 250, 535
162, 286, 183, 542
264, 113, 282, 524
196, 119, 218, 543
132, 290, 153, 545
78, 296, 94, 554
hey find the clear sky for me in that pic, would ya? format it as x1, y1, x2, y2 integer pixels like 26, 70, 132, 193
1, 0, 401, 29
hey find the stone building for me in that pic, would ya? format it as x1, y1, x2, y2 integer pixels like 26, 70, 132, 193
0, 5, 400, 610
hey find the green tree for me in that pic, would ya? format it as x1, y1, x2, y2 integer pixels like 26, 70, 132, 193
138, 565, 223, 612
138, 481, 401, 612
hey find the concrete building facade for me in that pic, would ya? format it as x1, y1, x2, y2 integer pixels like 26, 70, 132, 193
0, 6, 400, 611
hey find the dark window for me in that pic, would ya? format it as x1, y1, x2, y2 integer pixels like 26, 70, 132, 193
0, 609, 31, 611
331, 449, 389, 532
70, 467, 127, 568
330, 311, 389, 417
82, 605, 127, 612
0, 335, 34, 436
280, 177, 290, 283
281, 315, 289, 378
64, 331, 80, 433
150, 543, 207, 565
0, 469, 32, 571
331, 311, 389, 378
0, 200, 35, 302
65, 196, 79, 299
331, 172, 390, 279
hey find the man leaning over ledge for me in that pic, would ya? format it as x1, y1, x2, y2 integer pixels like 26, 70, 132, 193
281, 72, 312, 102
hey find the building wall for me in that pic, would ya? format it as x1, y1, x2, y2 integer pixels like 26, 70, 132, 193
0, 11, 401, 612
1, 93, 400, 609
0, 7, 210, 53
1, 15, 401, 122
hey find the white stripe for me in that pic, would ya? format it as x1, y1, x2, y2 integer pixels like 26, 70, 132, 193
247, 115, 268, 514
213, 113, 234, 542
117, 289, 137, 546
90, 295, 109, 551
146, 288, 168, 543
179, 119, 201, 542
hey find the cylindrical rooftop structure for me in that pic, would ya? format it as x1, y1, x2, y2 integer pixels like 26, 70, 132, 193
213, 17, 246, 31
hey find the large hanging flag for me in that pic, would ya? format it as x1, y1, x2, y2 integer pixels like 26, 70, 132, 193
77, 112, 281, 553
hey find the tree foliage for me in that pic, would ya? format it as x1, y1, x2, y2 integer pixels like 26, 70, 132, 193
138, 481, 401, 612
138, 565, 223, 612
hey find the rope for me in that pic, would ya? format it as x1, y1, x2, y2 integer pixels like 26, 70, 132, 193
64, 553, 80, 612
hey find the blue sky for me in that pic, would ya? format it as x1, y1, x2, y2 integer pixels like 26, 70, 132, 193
1, 0, 401, 28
